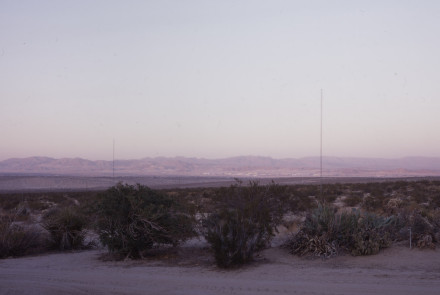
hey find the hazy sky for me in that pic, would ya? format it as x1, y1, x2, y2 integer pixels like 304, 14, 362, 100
1, 0, 440, 161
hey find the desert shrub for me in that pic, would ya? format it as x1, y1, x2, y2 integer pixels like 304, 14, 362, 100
349, 212, 393, 255
324, 194, 338, 203
286, 194, 315, 213
204, 209, 266, 267
285, 203, 340, 258
431, 194, 440, 208
344, 194, 362, 207
392, 181, 408, 191
409, 186, 429, 204
0, 195, 22, 211
203, 181, 286, 268
335, 210, 360, 247
362, 193, 386, 212
284, 203, 337, 258
284, 203, 393, 257
384, 198, 404, 215
430, 209, 440, 229
0, 216, 45, 258
324, 183, 344, 196
351, 227, 391, 255
390, 208, 437, 248
302, 203, 337, 238
409, 211, 436, 248
285, 230, 337, 258
96, 183, 196, 259
43, 207, 89, 250
363, 182, 385, 197
295, 185, 319, 199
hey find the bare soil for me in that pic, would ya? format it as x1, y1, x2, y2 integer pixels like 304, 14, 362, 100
1, 243, 439, 295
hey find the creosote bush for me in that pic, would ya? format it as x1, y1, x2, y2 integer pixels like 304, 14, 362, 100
203, 181, 287, 268
96, 183, 196, 259
43, 207, 88, 250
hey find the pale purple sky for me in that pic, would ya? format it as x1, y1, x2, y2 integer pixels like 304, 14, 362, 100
1, 0, 440, 161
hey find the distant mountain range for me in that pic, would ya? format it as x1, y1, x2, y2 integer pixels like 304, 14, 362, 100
1, 156, 440, 177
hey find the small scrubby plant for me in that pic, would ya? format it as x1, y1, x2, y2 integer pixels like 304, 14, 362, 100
303, 203, 337, 238
203, 181, 286, 268
392, 209, 437, 249
0, 215, 44, 258
43, 207, 88, 250
96, 183, 196, 259
344, 194, 362, 207
284, 203, 339, 258
349, 213, 393, 256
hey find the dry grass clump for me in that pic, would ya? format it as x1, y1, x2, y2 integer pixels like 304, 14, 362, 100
286, 231, 337, 258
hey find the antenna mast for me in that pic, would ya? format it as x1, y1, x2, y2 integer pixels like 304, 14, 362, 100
112, 139, 115, 181
320, 89, 323, 200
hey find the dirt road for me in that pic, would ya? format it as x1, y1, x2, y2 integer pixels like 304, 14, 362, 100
1, 246, 439, 295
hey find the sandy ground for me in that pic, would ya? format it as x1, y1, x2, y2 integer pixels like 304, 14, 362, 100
1, 243, 440, 295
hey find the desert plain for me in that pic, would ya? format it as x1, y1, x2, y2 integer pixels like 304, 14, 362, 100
1, 176, 440, 295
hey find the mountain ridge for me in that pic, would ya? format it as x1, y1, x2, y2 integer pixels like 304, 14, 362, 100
1, 156, 440, 177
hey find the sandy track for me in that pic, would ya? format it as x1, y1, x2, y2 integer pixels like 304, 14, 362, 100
1, 246, 440, 295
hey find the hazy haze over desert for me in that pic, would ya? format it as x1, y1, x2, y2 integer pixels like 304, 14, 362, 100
1, 1, 440, 162
3, 4, 440, 294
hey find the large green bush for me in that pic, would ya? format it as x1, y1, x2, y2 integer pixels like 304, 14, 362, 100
203, 181, 286, 268
96, 183, 196, 259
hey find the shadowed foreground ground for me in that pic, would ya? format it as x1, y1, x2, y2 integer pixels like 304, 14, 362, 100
1, 245, 439, 295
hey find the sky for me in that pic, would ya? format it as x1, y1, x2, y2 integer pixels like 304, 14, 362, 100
1, 0, 440, 161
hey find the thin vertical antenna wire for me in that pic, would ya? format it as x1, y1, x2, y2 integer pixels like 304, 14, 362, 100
320, 89, 323, 201
112, 139, 115, 181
